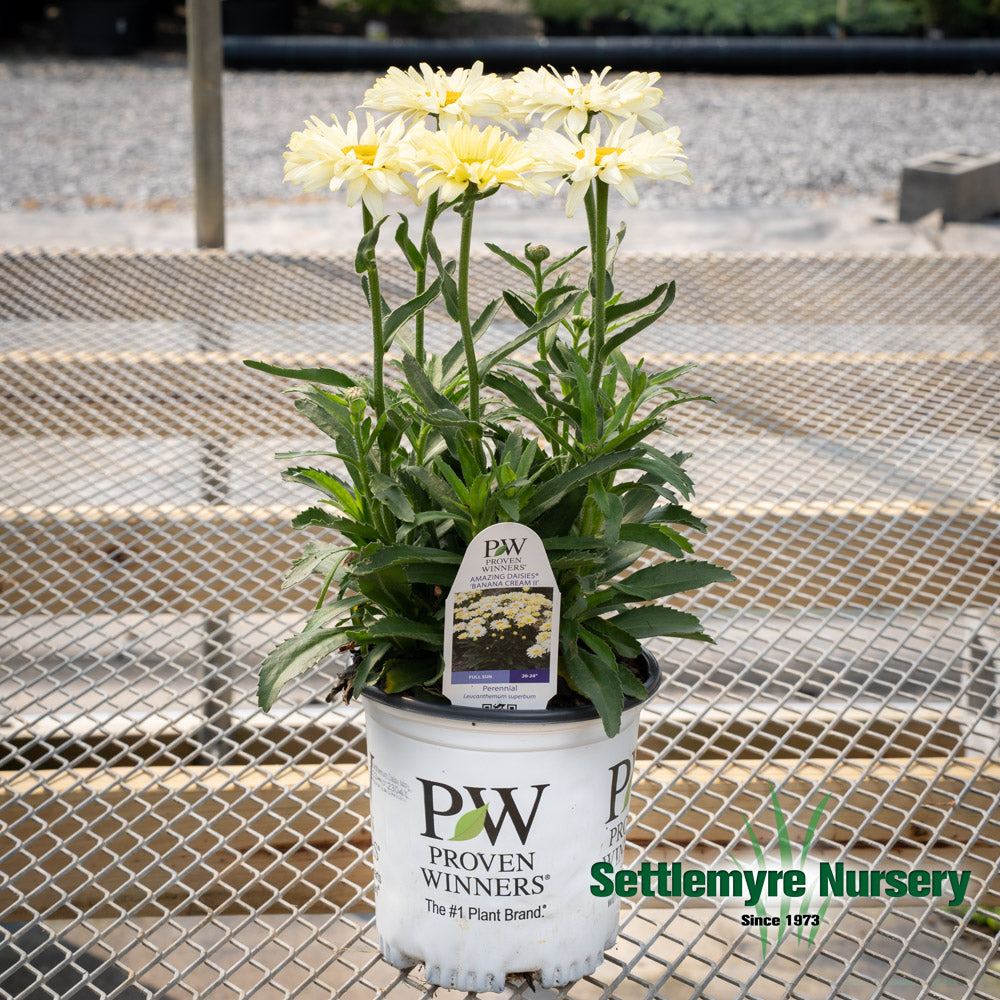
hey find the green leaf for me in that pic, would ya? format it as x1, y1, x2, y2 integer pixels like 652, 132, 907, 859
383, 654, 444, 693
283, 467, 361, 516
615, 659, 649, 701
563, 641, 623, 738
355, 215, 387, 274
257, 627, 349, 712
584, 617, 642, 659
472, 297, 504, 342
394, 214, 425, 272
619, 522, 693, 557
541, 244, 586, 279
304, 596, 362, 632
401, 352, 462, 418
650, 504, 708, 533
291, 505, 342, 530
614, 560, 735, 601
282, 543, 347, 590
362, 616, 444, 643
632, 452, 694, 499
383, 277, 442, 346
406, 562, 459, 586
351, 641, 393, 697
605, 281, 673, 324
592, 478, 623, 546
485, 242, 535, 278
353, 544, 462, 575
601, 283, 676, 358
477, 292, 579, 377
243, 360, 357, 389
502, 289, 539, 327
522, 449, 643, 521
425, 231, 460, 321
369, 472, 416, 523
355, 563, 412, 616
609, 605, 712, 640
450, 804, 490, 842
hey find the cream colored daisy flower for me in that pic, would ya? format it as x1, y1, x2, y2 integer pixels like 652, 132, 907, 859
407, 122, 552, 203
526, 116, 691, 217
527, 643, 549, 658
364, 60, 508, 128
283, 111, 417, 218
508, 66, 666, 136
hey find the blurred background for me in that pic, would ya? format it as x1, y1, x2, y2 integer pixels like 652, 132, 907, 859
2, 0, 1000, 253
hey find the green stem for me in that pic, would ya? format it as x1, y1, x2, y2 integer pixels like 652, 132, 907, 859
589, 180, 609, 411
414, 190, 439, 366
457, 196, 480, 424
580, 180, 610, 538
361, 204, 386, 433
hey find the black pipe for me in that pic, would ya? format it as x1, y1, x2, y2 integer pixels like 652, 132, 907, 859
223, 34, 1000, 74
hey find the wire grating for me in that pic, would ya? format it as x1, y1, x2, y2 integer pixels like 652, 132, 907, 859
1, 249, 999, 1000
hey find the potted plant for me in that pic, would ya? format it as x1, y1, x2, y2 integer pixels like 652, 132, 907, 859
249, 62, 733, 992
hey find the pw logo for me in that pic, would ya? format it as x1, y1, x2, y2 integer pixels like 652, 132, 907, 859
419, 779, 548, 845
484, 536, 527, 558
731, 784, 831, 957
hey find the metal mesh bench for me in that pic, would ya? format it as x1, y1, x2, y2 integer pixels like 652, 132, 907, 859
1, 249, 999, 1000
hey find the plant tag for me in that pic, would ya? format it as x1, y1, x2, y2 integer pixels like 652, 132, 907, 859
443, 522, 560, 711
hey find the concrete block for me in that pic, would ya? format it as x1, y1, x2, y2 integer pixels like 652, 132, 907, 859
899, 148, 1000, 223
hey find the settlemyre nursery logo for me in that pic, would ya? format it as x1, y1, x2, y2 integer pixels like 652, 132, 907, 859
590, 783, 972, 957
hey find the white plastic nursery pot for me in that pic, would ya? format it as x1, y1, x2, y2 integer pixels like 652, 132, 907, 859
362, 650, 661, 993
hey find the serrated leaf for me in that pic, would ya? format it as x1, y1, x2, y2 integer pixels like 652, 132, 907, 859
361, 616, 444, 643
609, 605, 712, 640
521, 449, 643, 521
282, 543, 347, 590
370, 472, 415, 523
257, 627, 350, 712
450, 804, 490, 842
243, 360, 357, 389
283, 467, 361, 516
291, 505, 341, 530
619, 522, 692, 557
353, 544, 462, 575
614, 560, 735, 601
486, 242, 535, 278
503, 289, 539, 327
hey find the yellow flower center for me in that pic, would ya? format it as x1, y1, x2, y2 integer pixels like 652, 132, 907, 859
576, 146, 623, 164
343, 144, 379, 164
426, 90, 463, 105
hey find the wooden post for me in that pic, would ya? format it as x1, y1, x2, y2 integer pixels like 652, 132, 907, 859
188, 0, 226, 249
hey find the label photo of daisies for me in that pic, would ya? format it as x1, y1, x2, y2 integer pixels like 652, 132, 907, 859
450, 587, 555, 683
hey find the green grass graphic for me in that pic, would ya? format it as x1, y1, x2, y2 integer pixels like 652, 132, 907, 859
730, 783, 831, 958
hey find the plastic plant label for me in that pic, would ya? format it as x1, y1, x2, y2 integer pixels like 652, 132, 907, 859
443, 522, 560, 711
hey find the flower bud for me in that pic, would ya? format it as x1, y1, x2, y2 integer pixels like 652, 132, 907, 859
345, 385, 366, 419
525, 244, 550, 264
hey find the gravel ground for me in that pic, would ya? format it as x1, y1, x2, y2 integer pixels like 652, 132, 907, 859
1, 55, 999, 213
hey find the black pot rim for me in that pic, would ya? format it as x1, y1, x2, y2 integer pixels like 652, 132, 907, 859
361, 647, 661, 725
